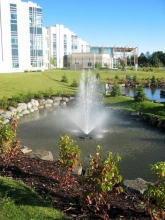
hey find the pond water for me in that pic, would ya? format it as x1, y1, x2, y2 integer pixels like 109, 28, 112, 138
17, 106, 165, 182
120, 87, 165, 102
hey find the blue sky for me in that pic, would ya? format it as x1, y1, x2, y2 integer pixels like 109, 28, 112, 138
32, 0, 164, 55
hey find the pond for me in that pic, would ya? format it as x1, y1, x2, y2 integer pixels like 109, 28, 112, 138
120, 87, 165, 102
17, 106, 165, 182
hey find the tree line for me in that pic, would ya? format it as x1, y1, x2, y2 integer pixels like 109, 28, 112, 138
137, 51, 165, 67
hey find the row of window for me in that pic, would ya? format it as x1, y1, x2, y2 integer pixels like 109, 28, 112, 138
10, 4, 19, 68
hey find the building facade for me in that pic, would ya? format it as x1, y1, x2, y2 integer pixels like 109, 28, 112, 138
67, 52, 113, 69
47, 24, 90, 68
0, 0, 47, 73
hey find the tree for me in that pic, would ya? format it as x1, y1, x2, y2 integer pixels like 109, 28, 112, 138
138, 53, 149, 67
110, 83, 122, 97
134, 83, 147, 102
95, 62, 102, 69
61, 74, 68, 83
50, 56, 56, 69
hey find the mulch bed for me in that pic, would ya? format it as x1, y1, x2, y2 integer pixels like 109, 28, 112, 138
0, 153, 151, 220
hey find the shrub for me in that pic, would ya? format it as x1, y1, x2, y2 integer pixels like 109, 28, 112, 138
61, 74, 68, 83
70, 79, 79, 87
96, 72, 100, 79
134, 83, 147, 102
145, 162, 165, 219
58, 135, 81, 186
110, 83, 122, 97
82, 145, 122, 216
0, 118, 19, 160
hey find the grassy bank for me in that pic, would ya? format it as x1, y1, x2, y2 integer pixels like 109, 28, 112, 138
0, 68, 165, 99
0, 176, 69, 220
104, 95, 165, 119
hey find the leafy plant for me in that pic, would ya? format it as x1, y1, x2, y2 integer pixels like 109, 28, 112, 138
61, 74, 68, 83
0, 117, 20, 160
58, 135, 81, 186
145, 162, 165, 220
0, 97, 9, 110
82, 145, 122, 217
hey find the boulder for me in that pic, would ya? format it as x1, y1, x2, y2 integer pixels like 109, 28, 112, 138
21, 109, 30, 115
45, 103, 52, 108
45, 99, 53, 104
18, 103, 27, 111
1, 111, 13, 119
72, 166, 82, 175
18, 146, 32, 154
121, 178, 150, 195
0, 109, 4, 114
31, 99, 39, 107
26, 150, 53, 161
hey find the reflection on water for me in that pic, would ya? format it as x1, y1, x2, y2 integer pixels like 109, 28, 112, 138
17, 107, 165, 182
120, 87, 165, 102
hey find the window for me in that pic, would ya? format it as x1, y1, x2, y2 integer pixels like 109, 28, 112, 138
11, 24, 17, 32
37, 28, 42, 34
11, 13, 17, 19
11, 38, 18, 44
12, 49, 18, 56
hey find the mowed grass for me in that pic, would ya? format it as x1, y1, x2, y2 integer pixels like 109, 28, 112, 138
104, 95, 165, 119
0, 68, 165, 99
0, 176, 70, 220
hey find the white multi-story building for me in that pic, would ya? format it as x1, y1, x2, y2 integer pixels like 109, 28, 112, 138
47, 24, 90, 68
0, 0, 46, 73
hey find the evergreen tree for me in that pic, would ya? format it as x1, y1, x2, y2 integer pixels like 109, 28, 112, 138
110, 83, 121, 97
134, 84, 147, 102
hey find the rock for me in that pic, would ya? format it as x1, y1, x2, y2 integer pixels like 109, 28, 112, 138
62, 97, 69, 102
27, 102, 32, 109
38, 105, 44, 109
18, 103, 27, 111
60, 100, 66, 106
38, 99, 46, 106
0, 109, 4, 114
19, 146, 32, 154
121, 178, 150, 195
21, 109, 30, 115
26, 150, 53, 161
1, 111, 13, 119
31, 99, 39, 107
72, 166, 82, 175
2, 119, 10, 124
53, 97, 62, 102
53, 102, 60, 106
131, 111, 140, 116
45, 99, 53, 104
45, 103, 52, 108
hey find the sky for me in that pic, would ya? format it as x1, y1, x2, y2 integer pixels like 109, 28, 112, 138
31, 0, 165, 55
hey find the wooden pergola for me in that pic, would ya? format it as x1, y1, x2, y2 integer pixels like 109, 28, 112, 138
113, 47, 138, 65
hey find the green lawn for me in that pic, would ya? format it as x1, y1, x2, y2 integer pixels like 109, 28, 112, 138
104, 95, 165, 119
0, 176, 70, 220
0, 68, 165, 99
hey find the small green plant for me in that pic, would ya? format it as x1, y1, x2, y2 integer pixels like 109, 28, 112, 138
134, 83, 147, 102
145, 162, 165, 220
82, 145, 122, 217
35, 90, 44, 99
58, 135, 81, 186
0, 97, 9, 110
132, 74, 137, 82
61, 74, 68, 83
0, 117, 19, 160
114, 74, 119, 80
110, 83, 122, 97
96, 72, 100, 79
70, 79, 79, 87
44, 87, 54, 98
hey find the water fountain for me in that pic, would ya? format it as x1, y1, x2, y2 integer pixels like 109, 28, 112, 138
67, 69, 104, 139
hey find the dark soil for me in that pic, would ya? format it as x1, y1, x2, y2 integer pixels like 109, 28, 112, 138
0, 153, 151, 220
